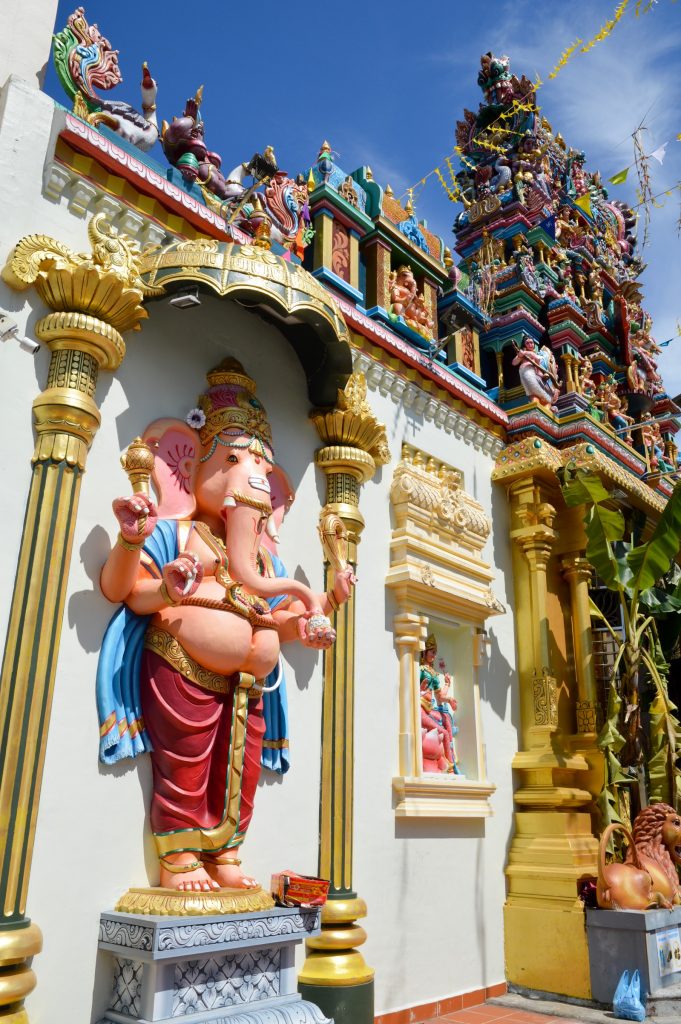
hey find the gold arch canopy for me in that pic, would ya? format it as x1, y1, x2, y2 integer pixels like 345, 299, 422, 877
139, 239, 353, 407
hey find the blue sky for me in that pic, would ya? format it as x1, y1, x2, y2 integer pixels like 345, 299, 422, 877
45, 1, 681, 393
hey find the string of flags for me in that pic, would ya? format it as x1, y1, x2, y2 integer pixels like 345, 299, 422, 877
609, 142, 667, 185
547, 0, 633, 80
398, 0, 676, 226
401, 97, 540, 205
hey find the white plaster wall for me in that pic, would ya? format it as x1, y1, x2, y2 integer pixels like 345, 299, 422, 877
0, 79, 519, 1023
353, 380, 518, 1015
0, 0, 58, 90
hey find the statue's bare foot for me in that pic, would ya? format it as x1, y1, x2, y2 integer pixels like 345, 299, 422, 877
203, 854, 258, 890
160, 855, 220, 892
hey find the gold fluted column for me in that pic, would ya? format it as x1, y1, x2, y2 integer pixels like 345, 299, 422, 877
0, 216, 147, 1023
493, 440, 597, 1001
561, 556, 598, 735
299, 373, 389, 1024
561, 553, 605, 818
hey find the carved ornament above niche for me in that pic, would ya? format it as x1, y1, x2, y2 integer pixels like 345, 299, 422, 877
390, 444, 491, 555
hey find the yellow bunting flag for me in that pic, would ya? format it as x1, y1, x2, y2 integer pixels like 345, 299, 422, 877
575, 193, 593, 217
548, 39, 583, 79
609, 167, 629, 185
581, 0, 631, 53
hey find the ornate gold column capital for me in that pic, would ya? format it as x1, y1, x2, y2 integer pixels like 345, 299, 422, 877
312, 372, 390, 547
3, 213, 150, 356
3, 215, 150, 470
311, 372, 390, 478
560, 554, 593, 585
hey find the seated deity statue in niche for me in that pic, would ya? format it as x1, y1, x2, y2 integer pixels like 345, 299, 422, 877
97, 358, 355, 894
419, 633, 462, 774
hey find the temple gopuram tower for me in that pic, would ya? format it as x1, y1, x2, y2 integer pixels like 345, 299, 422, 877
445, 52, 680, 999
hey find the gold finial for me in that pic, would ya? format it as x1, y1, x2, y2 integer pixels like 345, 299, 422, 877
307, 168, 316, 192
263, 145, 277, 166
366, 166, 374, 181
121, 437, 155, 495
251, 195, 272, 251
405, 188, 414, 215
443, 247, 453, 269
194, 84, 204, 107
385, 183, 394, 198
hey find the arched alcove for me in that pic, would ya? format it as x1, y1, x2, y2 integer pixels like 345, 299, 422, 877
139, 240, 353, 407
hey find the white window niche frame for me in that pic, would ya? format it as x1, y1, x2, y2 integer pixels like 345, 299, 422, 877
386, 445, 505, 819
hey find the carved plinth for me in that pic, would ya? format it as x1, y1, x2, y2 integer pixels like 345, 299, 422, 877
97, 907, 330, 1024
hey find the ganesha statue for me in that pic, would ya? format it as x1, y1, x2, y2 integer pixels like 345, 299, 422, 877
97, 358, 354, 899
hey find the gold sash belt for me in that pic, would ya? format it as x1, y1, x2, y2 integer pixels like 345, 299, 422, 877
144, 625, 264, 697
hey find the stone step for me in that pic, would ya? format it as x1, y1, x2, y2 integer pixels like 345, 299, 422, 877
647, 980, 681, 1020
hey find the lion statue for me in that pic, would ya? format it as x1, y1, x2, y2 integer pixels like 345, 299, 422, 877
597, 803, 681, 911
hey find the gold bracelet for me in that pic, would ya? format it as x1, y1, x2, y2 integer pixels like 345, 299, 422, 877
327, 590, 340, 612
117, 532, 144, 552
160, 581, 182, 607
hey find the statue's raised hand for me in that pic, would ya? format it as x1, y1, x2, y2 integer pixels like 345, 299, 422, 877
162, 552, 203, 603
332, 566, 357, 607
112, 494, 158, 545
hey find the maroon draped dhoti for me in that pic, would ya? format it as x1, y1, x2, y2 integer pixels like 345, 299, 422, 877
140, 649, 265, 856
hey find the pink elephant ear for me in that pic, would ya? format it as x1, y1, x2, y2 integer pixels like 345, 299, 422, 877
262, 465, 295, 556
142, 417, 199, 519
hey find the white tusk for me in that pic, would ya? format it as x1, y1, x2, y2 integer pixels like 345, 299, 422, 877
266, 515, 280, 542
222, 495, 237, 508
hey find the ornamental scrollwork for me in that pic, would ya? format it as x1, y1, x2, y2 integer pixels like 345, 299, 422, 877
391, 444, 491, 547
532, 669, 558, 728
157, 911, 319, 951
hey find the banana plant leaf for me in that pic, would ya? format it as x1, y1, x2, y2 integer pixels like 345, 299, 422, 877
562, 471, 627, 590
627, 482, 681, 595
562, 472, 612, 508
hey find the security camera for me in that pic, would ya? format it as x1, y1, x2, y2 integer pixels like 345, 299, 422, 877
0, 313, 40, 355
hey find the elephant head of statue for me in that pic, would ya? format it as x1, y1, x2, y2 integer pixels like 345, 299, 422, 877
141, 357, 322, 614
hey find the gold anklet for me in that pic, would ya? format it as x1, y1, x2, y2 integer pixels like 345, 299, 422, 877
160, 857, 203, 873
205, 854, 241, 866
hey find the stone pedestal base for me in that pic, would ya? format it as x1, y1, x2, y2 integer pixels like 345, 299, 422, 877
587, 906, 681, 1008
97, 906, 331, 1024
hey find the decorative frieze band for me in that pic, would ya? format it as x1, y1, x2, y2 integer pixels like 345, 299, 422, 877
351, 349, 505, 458
98, 909, 321, 957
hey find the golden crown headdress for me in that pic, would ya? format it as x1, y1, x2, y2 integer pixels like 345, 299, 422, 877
195, 357, 273, 459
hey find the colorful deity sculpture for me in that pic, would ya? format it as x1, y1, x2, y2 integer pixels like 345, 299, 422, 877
97, 358, 355, 894
595, 378, 634, 443
387, 266, 435, 340
161, 94, 312, 256
577, 354, 596, 401
419, 634, 461, 775
641, 413, 674, 474
512, 337, 560, 407
389, 265, 418, 317
53, 8, 160, 151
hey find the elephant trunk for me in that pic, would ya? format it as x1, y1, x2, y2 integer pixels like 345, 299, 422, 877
223, 503, 322, 613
